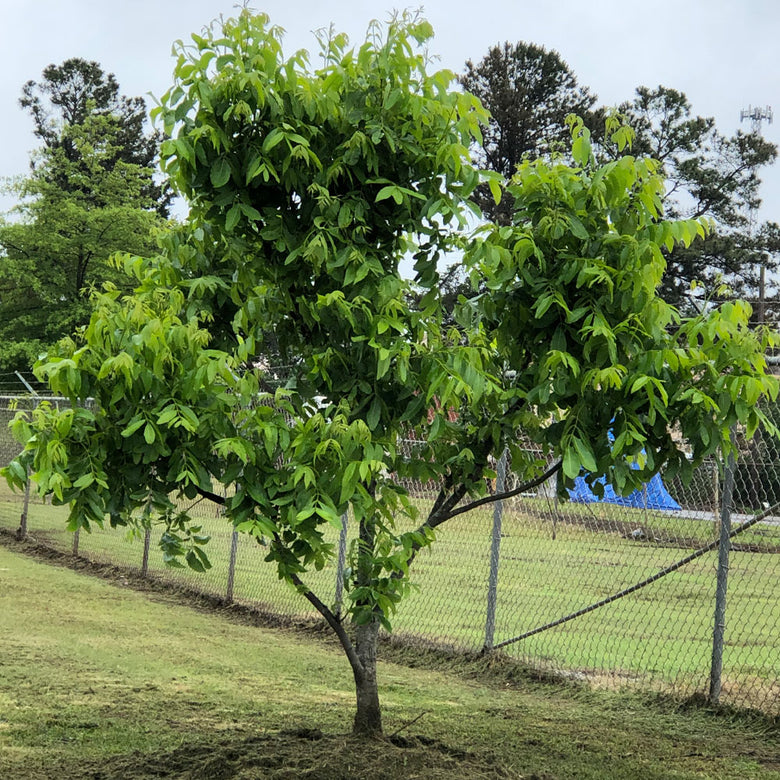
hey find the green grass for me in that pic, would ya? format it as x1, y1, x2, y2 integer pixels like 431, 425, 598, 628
1, 541, 778, 780
391, 498, 780, 712
1, 481, 779, 714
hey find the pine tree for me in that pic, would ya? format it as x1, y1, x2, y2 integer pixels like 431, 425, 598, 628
20, 58, 172, 216
615, 86, 779, 310
460, 42, 596, 223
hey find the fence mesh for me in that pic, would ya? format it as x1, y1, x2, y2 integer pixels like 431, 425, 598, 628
1, 391, 777, 715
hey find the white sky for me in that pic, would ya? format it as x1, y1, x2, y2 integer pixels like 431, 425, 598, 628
2, 0, 780, 223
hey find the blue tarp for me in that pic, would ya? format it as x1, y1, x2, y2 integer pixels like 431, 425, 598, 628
569, 472, 681, 511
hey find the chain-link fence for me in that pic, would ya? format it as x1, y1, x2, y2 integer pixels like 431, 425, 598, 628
0, 371, 47, 396
1, 392, 778, 715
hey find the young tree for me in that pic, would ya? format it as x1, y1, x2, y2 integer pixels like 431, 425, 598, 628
0, 112, 165, 373
460, 41, 596, 223
20, 57, 172, 216
3, 12, 777, 739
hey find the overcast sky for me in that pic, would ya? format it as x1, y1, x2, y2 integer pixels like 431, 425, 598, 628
2, 0, 780, 222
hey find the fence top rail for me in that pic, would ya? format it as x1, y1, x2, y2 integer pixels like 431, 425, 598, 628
0, 395, 94, 402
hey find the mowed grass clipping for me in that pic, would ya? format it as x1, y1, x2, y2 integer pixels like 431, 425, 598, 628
2, 479, 779, 712
1, 542, 779, 780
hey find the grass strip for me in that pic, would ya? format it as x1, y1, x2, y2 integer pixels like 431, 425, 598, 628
1, 539, 778, 779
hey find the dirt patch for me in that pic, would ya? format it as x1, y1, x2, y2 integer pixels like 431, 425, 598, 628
75, 729, 520, 780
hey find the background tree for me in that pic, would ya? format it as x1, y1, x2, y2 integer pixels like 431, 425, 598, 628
20, 57, 172, 216
611, 86, 780, 309
462, 41, 779, 312
460, 41, 596, 224
3, 12, 777, 740
0, 65, 169, 373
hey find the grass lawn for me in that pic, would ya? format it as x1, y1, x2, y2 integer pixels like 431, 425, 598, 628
1, 481, 779, 714
0, 540, 778, 779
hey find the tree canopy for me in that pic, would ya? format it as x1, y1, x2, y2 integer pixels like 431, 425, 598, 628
3, 11, 778, 738
0, 63, 169, 372
20, 57, 172, 215
615, 86, 780, 309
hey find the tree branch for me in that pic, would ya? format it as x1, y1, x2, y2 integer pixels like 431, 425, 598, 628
286, 572, 364, 683
196, 481, 361, 676
194, 484, 358, 652
428, 483, 469, 528
439, 459, 562, 522
0, 238, 33, 260
395, 460, 561, 582
195, 486, 226, 505
688, 161, 752, 220
428, 484, 450, 518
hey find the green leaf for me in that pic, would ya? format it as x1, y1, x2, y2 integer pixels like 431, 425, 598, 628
366, 397, 381, 431
376, 186, 403, 205
225, 204, 241, 232
263, 425, 278, 458
316, 502, 343, 530
573, 437, 597, 473
73, 473, 95, 489
239, 203, 262, 221
121, 417, 145, 438
562, 447, 580, 479
338, 204, 352, 229
340, 462, 360, 505
2, 460, 27, 488
210, 158, 231, 188
262, 128, 284, 153
488, 177, 502, 205
185, 549, 206, 573
572, 131, 592, 166
157, 406, 179, 426
143, 422, 156, 445
568, 216, 589, 240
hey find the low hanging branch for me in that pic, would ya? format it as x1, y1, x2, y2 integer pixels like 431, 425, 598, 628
436, 459, 562, 525
491, 500, 780, 651
195, 486, 227, 506
286, 569, 366, 681
193, 483, 364, 676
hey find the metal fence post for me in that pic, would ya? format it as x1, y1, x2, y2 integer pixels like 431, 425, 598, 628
709, 447, 735, 704
483, 449, 508, 651
226, 528, 239, 602
141, 527, 152, 577
334, 511, 349, 618
14, 373, 38, 541
711, 458, 720, 536
19, 469, 31, 540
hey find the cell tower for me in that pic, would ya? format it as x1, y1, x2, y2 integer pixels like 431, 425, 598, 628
740, 105, 773, 133
740, 104, 773, 323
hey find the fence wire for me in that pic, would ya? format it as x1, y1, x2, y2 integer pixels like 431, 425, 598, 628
1, 394, 777, 715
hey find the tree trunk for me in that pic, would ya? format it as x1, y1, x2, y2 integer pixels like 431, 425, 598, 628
352, 618, 382, 737
349, 488, 384, 737
285, 567, 382, 737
